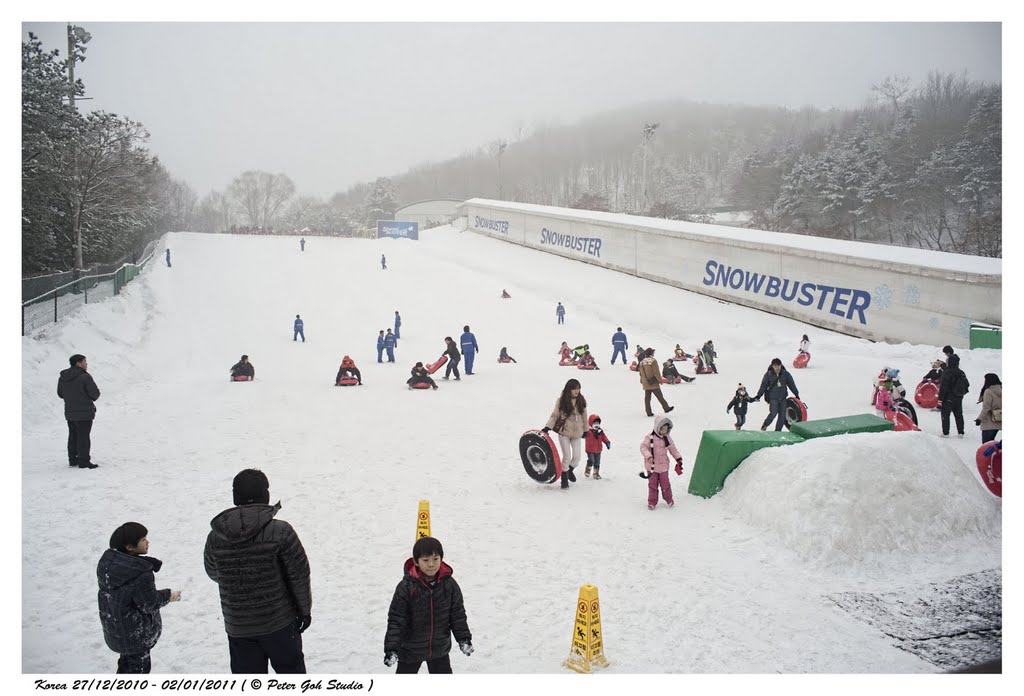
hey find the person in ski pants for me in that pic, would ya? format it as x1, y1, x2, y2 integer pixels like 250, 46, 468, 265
293, 315, 305, 342
384, 329, 397, 362
611, 328, 628, 365
640, 415, 683, 509
460, 326, 478, 375
377, 331, 385, 363
394, 311, 401, 340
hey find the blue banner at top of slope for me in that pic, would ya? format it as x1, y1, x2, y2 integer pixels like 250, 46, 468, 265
378, 221, 419, 240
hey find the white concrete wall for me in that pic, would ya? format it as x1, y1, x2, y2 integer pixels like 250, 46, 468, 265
458, 199, 1002, 349
395, 200, 462, 230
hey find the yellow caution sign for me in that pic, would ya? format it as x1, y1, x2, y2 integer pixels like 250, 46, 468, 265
415, 500, 431, 542
562, 584, 610, 673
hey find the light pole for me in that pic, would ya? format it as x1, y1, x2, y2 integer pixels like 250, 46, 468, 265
66, 24, 91, 111
641, 121, 659, 213
496, 140, 507, 200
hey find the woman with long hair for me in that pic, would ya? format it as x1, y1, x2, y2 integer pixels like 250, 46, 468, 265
542, 379, 588, 489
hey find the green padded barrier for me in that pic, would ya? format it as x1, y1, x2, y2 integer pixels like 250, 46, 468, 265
789, 413, 893, 440
688, 430, 805, 498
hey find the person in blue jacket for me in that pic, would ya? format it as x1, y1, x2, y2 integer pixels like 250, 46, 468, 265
384, 328, 397, 363
394, 311, 402, 340
460, 325, 479, 375
611, 327, 628, 365
556, 302, 565, 324
377, 330, 386, 363
293, 314, 305, 342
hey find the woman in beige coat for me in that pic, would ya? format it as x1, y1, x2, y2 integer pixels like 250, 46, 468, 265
975, 373, 1002, 444
543, 378, 588, 489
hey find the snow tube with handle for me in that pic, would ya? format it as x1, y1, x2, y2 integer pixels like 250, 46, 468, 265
498, 357, 512, 363
231, 375, 253, 382
695, 365, 716, 375
914, 380, 940, 409
976, 440, 1002, 497
882, 407, 920, 431
793, 352, 811, 369
519, 429, 563, 484
559, 358, 576, 366
785, 397, 808, 427
426, 355, 448, 374
629, 361, 639, 371
894, 398, 918, 425
409, 381, 432, 390
577, 363, 598, 370
661, 376, 683, 384
336, 377, 359, 386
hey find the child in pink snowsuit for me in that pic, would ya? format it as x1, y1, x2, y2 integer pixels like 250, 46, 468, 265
874, 380, 895, 419
640, 415, 684, 509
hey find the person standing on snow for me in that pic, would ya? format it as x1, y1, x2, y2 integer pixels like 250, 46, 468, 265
583, 414, 612, 479
442, 337, 462, 380
384, 329, 397, 363
638, 348, 674, 417
299, 238, 305, 251
58, 353, 101, 469
639, 415, 684, 510
556, 302, 565, 324
542, 378, 588, 489
293, 315, 305, 342
381, 254, 387, 270
752, 358, 800, 431
460, 325, 479, 375
165, 248, 171, 267
394, 311, 402, 340
377, 330, 385, 363
611, 327, 629, 365
938, 354, 969, 438
204, 469, 312, 674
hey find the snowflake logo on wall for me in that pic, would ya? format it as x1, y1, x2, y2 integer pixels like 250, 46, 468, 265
904, 286, 920, 305
959, 318, 972, 338
874, 284, 893, 310
928, 318, 940, 330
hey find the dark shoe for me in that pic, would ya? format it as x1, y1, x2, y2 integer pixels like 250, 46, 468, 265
442, 376, 449, 380
646, 413, 654, 417
560, 473, 569, 489
432, 386, 438, 390
665, 406, 675, 413
69, 462, 78, 467
79, 463, 99, 469
760, 426, 767, 431
454, 377, 461, 381
566, 467, 577, 482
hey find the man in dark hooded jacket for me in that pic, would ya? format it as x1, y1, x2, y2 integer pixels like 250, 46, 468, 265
938, 353, 968, 437
204, 469, 312, 673
752, 358, 800, 431
57, 353, 100, 468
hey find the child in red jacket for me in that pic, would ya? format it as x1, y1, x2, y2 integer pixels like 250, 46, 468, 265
583, 414, 612, 479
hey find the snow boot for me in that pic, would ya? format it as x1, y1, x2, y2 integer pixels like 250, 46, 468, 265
593, 468, 601, 480
560, 472, 569, 489
585, 465, 592, 477
566, 466, 577, 482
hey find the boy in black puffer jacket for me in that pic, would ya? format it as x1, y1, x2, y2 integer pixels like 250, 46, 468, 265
97, 522, 181, 673
384, 537, 473, 674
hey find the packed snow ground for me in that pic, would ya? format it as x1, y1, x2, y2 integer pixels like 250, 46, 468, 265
21, 228, 1001, 676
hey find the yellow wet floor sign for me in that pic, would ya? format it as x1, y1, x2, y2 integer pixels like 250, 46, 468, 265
416, 500, 430, 542
563, 584, 610, 673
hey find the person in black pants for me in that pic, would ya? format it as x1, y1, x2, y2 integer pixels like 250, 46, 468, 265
57, 353, 100, 469
442, 337, 461, 380
204, 469, 312, 674
938, 354, 968, 437
752, 358, 800, 431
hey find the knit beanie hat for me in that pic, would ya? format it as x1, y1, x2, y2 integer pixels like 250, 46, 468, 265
233, 469, 270, 505
110, 522, 148, 551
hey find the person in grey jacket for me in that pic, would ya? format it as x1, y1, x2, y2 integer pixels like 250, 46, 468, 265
57, 353, 100, 468
204, 469, 312, 674
752, 358, 800, 431
97, 522, 181, 673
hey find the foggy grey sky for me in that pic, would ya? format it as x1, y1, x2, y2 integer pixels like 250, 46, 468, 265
22, 22, 1001, 200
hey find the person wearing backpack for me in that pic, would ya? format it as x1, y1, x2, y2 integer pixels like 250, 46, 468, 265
975, 373, 1002, 443
938, 354, 969, 438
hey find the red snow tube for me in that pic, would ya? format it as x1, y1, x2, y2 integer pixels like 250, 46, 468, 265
336, 377, 359, 386
231, 375, 252, 382
661, 376, 682, 384
785, 397, 807, 427
629, 361, 639, 371
577, 363, 598, 370
976, 440, 1002, 497
519, 429, 562, 484
793, 352, 811, 369
426, 355, 448, 374
914, 380, 940, 409
498, 357, 512, 363
882, 407, 920, 431
410, 382, 432, 390
559, 358, 576, 366
695, 365, 716, 375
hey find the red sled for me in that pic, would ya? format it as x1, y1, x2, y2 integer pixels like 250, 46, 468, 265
882, 407, 920, 431
577, 363, 599, 370
336, 377, 359, 387
426, 355, 448, 374
231, 375, 253, 382
914, 380, 940, 409
629, 361, 639, 371
976, 440, 1002, 497
519, 429, 563, 484
559, 358, 577, 366
785, 397, 808, 427
409, 382, 432, 390
793, 352, 811, 369
695, 365, 716, 375
498, 357, 513, 363
661, 376, 683, 384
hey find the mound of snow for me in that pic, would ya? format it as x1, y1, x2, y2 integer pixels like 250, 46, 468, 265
718, 431, 1001, 566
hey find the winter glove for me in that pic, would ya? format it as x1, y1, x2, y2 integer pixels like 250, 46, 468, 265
605, 442, 611, 450
541, 427, 550, 433
459, 641, 474, 656
975, 419, 982, 426
384, 652, 398, 667
638, 471, 649, 479
295, 615, 312, 633
674, 459, 684, 476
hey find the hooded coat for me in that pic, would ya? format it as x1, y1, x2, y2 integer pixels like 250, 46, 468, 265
204, 502, 312, 638
384, 558, 471, 663
640, 415, 681, 474
583, 413, 611, 454
57, 366, 100, 421
96, 550, 171, 655
939, 354, 968, 403
638, 356, 662, 391
978, 384, 1002, 432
